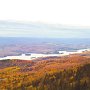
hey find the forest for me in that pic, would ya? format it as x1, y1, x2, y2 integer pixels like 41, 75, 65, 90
0, 54, 90, 90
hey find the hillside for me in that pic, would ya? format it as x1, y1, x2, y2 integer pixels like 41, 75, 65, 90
0, 53, 90, 90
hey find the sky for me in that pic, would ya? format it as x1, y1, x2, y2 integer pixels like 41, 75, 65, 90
0, 21, 90, 38
0, 0, 90, 38
0, 0, 90, 26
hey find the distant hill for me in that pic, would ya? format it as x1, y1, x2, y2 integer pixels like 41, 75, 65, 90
0, 37, 90, 57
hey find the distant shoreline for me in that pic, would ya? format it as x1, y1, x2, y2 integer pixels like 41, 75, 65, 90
0, 48, 90, 61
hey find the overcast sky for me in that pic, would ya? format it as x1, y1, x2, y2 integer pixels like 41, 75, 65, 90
0, 21, 90, 38
0, 0, 90, 26
0, 0, 90, 38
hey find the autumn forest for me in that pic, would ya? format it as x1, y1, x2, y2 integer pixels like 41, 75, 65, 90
0, 52, 90, 90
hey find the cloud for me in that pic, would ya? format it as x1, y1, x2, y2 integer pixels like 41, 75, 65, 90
0, 21, 90, 38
